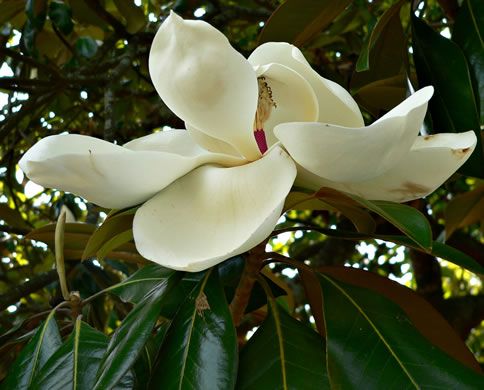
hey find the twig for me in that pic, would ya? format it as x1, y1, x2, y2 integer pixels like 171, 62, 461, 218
0, 270, 59, 311
229, 243, 266, 327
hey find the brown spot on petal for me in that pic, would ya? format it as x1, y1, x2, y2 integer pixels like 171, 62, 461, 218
423, 136, 433, 141
451, 148, 471, 158
389, 181, 430, 199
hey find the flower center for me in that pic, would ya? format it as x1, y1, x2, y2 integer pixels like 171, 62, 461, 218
254, 76, 277, 154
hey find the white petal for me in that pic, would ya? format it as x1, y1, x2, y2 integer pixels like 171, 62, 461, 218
19, 132, 245, 209
185, 122, 241, 157
295, 131, 477, 202
133, 146, 297, 271
249, 42, 364, 127
275, 87, 434, 183
254, 63, 319, 147
149, 12, 261, 160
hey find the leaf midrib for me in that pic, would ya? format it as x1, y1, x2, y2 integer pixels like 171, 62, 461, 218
321, 274, 420, 389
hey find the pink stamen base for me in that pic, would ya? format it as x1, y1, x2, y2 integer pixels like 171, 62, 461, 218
254, 129, 268, 154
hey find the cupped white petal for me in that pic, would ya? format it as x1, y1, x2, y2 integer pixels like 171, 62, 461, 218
249, 42, 364, 127
295, 131, 477, 202
19, 132, 245, 209
149, 12, 261, 160
254, 63, 319, 147
133, 146, 297, 272
275, 87, 434, 183
185, 122, 242, 157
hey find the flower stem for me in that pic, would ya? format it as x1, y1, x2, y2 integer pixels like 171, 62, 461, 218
229, 244, 265, 327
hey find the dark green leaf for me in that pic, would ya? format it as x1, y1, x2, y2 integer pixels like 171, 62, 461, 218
49, 1, 73, 35
356, 0, 405, 72
23, 18, 37, 57
32, 319, 135, 390
316, 188, 432, 250
412, 15, 483, 178
108, 263, 175, 304
1, 311, 61, 390
133, 322, 170, 390
319, 266, 482, 371
93, 272, 182, 390
82, 213, 134, 261
368, 199, 432, 249
150, 268, 238, 389
26, 222, 142, 262
318, 273, 484, 389
97, 230, 134, 262
113, 0, 145, 34
258, 0, 352, 46
353, 74, 407, 117
274, 225, 484, 275
26, 0, 47, 30
76, 36, 98, 58
31, 319, 134, 390
237, 298, 329, 390
453, 0, 484, 124
108, 263, 198, 318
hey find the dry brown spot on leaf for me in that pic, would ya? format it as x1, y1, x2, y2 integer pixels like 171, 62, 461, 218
196, 292, 211, 318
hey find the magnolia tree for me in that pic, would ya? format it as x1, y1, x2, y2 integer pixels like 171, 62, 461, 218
0, 0, 483, 389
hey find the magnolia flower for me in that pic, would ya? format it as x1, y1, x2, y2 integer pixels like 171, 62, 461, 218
19, 12, 476, 272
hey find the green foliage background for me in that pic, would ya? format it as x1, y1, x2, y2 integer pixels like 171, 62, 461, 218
0, 0, 483, 388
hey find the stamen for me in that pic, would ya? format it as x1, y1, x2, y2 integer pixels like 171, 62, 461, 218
253, 76, 276, 154
254, 129, 268, 154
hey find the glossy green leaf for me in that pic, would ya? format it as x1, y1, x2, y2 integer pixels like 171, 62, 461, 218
23, 18, 37, 56
31, 319, 134, 389
316, 187, 432, 250
93, 272, 183, 390
318, 273, 484, 389
82, 213, 134, 261
108, 263, 176, 304
412, 15, 483, 178
258, 0, 352, 46
353, 74, 407, 117
317, 266, 481, 371
274, 225, 484, 275
133, 322, 170, 390
352, 3, 404, 90
49, 1, 73, 35
26, 0, 47, 30
356, 0, 405, 72
453, 0, 484, 124
108, 263, 199, 318
1, 311, 61, 390
26, 222, 141, 262
237, 298, 329, 390
76, 36, 98, 58
97, 230, 134, 262
150, 268, 238, 389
